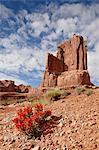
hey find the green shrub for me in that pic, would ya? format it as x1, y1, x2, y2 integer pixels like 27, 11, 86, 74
45, 88, 61, 101
86, 89, 93, 96
75, 86, 85, 95
60, 90, 70, 99
31, 98, 51, 106
0, 98, 13, 106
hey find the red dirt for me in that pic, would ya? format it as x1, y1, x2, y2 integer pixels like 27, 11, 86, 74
0, 88, 99, 150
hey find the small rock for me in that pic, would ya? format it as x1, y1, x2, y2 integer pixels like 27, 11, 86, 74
60, 131, 65, 137
58, 122, 63, 127
90, 121, 96, 126
0, 136, 3, 141
63, 145, 67, 150
58, 118, 65, 127
55, 133, 59, 137
31, 146, 40, 150
90, 138, 93, 141
9, 138, 15, 144
0, 106, 5, 110
42, 148, 46, 150
78, 144, 83, 148
3, 134, 11, 142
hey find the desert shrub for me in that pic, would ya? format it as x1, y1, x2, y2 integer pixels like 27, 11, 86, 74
75, 86, 85, 95
16, 99, 25, 104
12, 104, 51, 138
86, 89, 93, 96
0, 98, 14, 106
60, 90, 70, 99
31, 98, 51, 106
45, 88, 61, 101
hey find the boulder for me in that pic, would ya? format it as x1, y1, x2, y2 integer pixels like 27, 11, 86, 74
57, 70, 91, 87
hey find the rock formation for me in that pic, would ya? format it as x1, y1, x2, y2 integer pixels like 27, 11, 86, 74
0, 80, 35, 100
0, 80, 16, 92
42, 34, 91, 87
0, 80, 33, 93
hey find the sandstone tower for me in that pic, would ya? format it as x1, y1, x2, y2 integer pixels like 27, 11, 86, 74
42, 34, 91, 87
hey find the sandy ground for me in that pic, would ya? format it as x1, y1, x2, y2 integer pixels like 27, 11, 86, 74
0, 88, 99, 150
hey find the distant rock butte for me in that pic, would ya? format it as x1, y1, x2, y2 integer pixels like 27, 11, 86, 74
42, 34, 92, 87
0, 80, 33, 93
0, 80, 36, 100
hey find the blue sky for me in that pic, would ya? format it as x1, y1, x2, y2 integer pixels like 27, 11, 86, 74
0, 0, 99, 87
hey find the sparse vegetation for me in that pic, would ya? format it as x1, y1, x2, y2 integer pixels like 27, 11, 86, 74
31, 98, 51, 106
75, 86, 85, 95
86, 89, 93, 96
75, 86, 93, 96
44, 88, 61, 101
0, 98, 26, 106
60, 90, 70, 99
44, 88, 70, 101
0, 98, 14, 106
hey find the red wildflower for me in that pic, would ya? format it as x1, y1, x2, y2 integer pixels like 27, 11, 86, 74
17, 108, 22, 115
16, 122, 22, 128
24, 118, 30, 123
27, 107, 32, 114
31, 114, 36, 121
12, 104, 52, 137
22, 124, 26, 129
35, 111, 43, 117
35, 104, 43, 112
12, 117, 19, 123
44, 110, 51, 117
18, 113, 24, 120
28, 122, 32, 127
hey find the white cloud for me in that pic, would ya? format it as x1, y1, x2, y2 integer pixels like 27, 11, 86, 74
88, 42, 99, 84
56, 18, 77, 36
0, 3, 99, 85
25, 13, 50, 37
0, 45, 46, 74
0, 72, 28, 85
0, 4, 14, 19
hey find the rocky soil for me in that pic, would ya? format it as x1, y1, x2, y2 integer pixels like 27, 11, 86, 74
0, 88, 99, 150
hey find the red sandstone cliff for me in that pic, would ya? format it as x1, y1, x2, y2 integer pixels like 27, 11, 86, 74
42, 34, 91, 87
0, 80, 33, 93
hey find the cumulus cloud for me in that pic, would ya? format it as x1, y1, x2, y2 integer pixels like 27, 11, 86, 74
0, 4, 14, 19
56, 18, 77, 37
88, 42, 99, 84
0, 72, 28, 85
0, 2, 99, 86
25, 13, 50, 37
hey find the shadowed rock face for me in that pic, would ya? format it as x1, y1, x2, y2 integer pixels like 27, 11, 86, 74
42, 34, 91, 87
45, 53, 68, 74
0, 80, 36, 100
57, 35, 87, 71
0, 80, 32, 93
0, 80, 16, 92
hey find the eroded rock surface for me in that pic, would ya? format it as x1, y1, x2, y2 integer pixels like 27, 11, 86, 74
0, 80, 16, 92
0, 80, 35, 100
42, 34, 91, 87
57, 70, 90, 87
